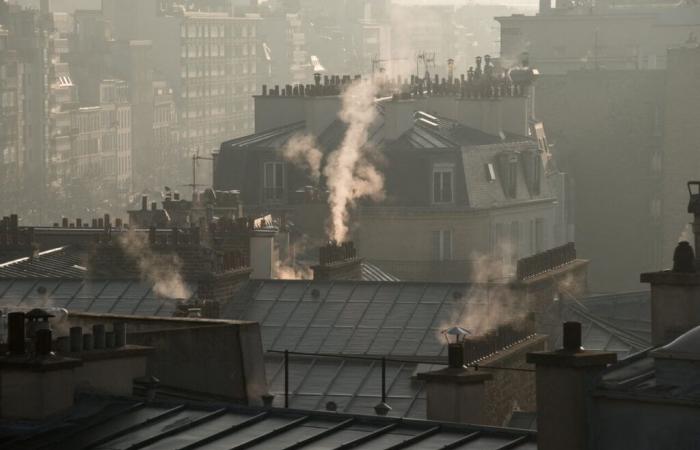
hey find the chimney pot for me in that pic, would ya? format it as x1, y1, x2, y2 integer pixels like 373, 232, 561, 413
8, 312, 26, 355
563, 321, 582, 352
105, 331, 115, 348
93, 324, 106, 349
56, 336, 70, 353
448, 342, 465, 368
151, 202, 157, 211
113, 322, 126, 347
35, 328, 52, 356
70, 326, 83, 352
83, 333, 94, 351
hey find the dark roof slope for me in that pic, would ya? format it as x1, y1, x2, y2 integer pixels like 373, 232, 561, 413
0, 279, 193, 316
221, 121, 305, 149
2, 396, 537, 450
223, 280, 479, 357
0, 247, 85, 279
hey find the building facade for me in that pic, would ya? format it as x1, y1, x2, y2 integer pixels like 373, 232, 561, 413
497, 1, 700, 75
103, 0, 260, 186
214, 67, 572, 282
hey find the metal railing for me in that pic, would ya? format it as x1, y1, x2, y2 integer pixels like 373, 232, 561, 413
270, 317, 536, 411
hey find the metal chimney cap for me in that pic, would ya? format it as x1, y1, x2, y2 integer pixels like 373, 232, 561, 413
444, 326, 471, 336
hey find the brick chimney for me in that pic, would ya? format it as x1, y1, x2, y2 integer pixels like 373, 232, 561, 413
416, 327, 493, 424
527, 322, 616, 450
312, 241, 363, 281
641, 181, 700, 345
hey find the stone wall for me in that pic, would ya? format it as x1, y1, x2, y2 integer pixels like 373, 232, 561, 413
481, 334, 548, 426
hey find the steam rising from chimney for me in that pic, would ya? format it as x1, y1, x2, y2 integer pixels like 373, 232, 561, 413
281, 134, 323, 183
324, 79, 384, 242
119, 231, 191, 299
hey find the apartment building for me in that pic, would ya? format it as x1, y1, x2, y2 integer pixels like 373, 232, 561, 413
103, 0, 260, 185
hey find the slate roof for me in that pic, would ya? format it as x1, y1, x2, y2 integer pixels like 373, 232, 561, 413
1, 395, 538, 450
224, 280, 478, 358
221, 121, 306, 149
461, 143, 555, 209
0, 247, 85, 279
264, 353, 431, 418
0, 279, 194, 316
557, 291, 651, 359
0, 278, 653, 420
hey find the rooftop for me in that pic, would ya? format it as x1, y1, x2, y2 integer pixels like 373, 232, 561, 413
1, 395, 537, 450
0, 247, 84, 279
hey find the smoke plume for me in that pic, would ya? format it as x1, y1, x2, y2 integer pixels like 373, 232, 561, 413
324, 79, 384, 242
281, 133, 323, 183
275, 260, 313, 280
119, 230, 191, 299
438, 245, 524, 337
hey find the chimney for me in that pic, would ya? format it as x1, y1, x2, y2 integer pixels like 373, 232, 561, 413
8, 312, 26, 355
383, 98, 416, 141
249, 228, 276, 279
142, 195, 148, 211
417, 327, 492, 424
641, 181, 700, 345
527, 322, 616, 450
312, 241, 363, 281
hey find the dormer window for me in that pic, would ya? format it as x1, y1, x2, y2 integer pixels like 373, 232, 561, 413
433, 163, 454, 204
263, 161, 285, 202
497, 153, 518, 199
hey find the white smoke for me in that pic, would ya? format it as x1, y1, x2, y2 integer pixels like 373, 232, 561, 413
281, 133, 323, 183
437, 244, 526, 338
324, 79, 384, 242
274, 260, 313, 280
119, 231, 191, 300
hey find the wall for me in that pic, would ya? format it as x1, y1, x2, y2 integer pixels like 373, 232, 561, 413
357, 208, 490, 282
661, 46, 700, 270
357, 202, 555, 283
64, 313, 268, 405
481, 334, 547, 426
536, 70, 664, 291
254, 96, 305, 133
592, 395, 700, 450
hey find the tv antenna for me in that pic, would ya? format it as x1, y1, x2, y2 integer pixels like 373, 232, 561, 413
416, 51, 436, 80
182, 149, 213, 200
371, 55, 408, 75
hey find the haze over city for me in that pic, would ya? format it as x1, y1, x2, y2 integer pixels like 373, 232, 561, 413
1, 0, 700, 448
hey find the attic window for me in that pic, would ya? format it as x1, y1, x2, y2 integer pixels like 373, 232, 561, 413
486, 163, 496, 182
496, 153, 518, 199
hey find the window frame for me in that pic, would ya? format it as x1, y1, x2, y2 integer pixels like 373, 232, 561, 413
432, 163, 455, 204
263, 161, 285, 202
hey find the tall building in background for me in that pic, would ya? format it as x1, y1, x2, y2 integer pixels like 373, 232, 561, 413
497, 0, 700, 74
0, 20, 25, 218
257, 12, 309, 87
0, 1, 54, 223
103, 0, 259, 188
661, 45, 700, 271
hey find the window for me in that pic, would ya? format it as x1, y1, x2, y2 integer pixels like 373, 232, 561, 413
263, 161, 284, 201
433, 164, 453, 203
432, 230, 453, 261
486, 163, 496, 182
